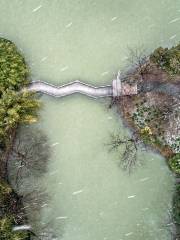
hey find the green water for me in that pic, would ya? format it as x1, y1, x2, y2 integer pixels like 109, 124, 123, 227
0, 0, 179, 239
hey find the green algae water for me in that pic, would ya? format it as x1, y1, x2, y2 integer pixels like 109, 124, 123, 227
0, 0, 179, 239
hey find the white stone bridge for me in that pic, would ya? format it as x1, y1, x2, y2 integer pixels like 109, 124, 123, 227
26, 73, 137, 98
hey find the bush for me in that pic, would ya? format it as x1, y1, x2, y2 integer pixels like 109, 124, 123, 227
0, 38, 40, 146
0, 90, 40, 144
0, 216, 28, 240
168, 153, 180, 174
0, 180, 12, 198
0, 38, 29, 91
150, 43, 180, 75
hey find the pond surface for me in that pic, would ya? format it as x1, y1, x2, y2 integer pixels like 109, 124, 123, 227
0, 0, 179, 239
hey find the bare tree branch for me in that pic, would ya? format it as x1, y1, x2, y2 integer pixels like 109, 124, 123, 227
107, 133, 140, 173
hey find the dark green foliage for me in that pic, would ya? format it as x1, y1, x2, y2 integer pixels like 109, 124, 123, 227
0, 38, 40, 146
169, 153, 180, 174
0, 90, 40, 145
150, 43, 180, 75
0, 38, 29, 91
0, 180, 12, 204
0, 216, 28, 240
0, 38, 40, 239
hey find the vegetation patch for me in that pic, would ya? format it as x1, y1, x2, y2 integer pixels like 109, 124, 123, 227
0, 38, 40, 239
150, 43, 180, 75
0, 216, 28, 240
0, 38, 29, 90
168, 153, 180, 174
0, 38, 40, 147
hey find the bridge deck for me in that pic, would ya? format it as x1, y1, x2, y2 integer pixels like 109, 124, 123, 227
27, 80, 113, 98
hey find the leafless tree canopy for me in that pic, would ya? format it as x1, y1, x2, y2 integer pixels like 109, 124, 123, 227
127, 46, 151, 77
8, 126, 51, 188
107, 133, 139, 173
7, 126, 54, 238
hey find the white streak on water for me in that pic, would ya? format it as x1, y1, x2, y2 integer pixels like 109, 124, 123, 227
72, 189, 84, 195
142, 207, 149, 211
170, 34, 176, 40
41, 204, 48, 208
101, 71, 109, 76
139, 177, 149, 182
166, 223, 174, 226
21, 206, 29, 210
169, 18, 180, 23
41, 56, 47, 62
128, 195, 136, 199
56, 216, 68, 220
66, 22, 73, 28
32, 5, 42, 12
60, 66, 69, 72
111, 16, 118, 21
125, 232, 133, 236
51, 142, 59, 147
13, 225, 32, 231
122, 56, 128, 60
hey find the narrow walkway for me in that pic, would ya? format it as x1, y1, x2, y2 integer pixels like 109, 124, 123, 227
27, 80, 113, 98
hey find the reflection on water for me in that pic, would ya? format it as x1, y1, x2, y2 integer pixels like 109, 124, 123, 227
0, 0, 179, 239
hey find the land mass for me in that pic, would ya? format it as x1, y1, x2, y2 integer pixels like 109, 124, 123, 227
111, 43, 180, 239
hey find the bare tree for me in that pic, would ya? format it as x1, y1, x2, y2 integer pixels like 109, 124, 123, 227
8, 126, 50, 189
126, 46, 151, 79
107, 133, 140, 173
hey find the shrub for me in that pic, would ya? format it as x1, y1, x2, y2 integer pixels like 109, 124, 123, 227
132, 105, 161, 129
168, 153, 180, 174
0, 216, 28, 240
0, 38, 40, 146
0, 90, 40, 144
150, 43, 180, 75
0, 38, 29, 90
0, 180, 12, 197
